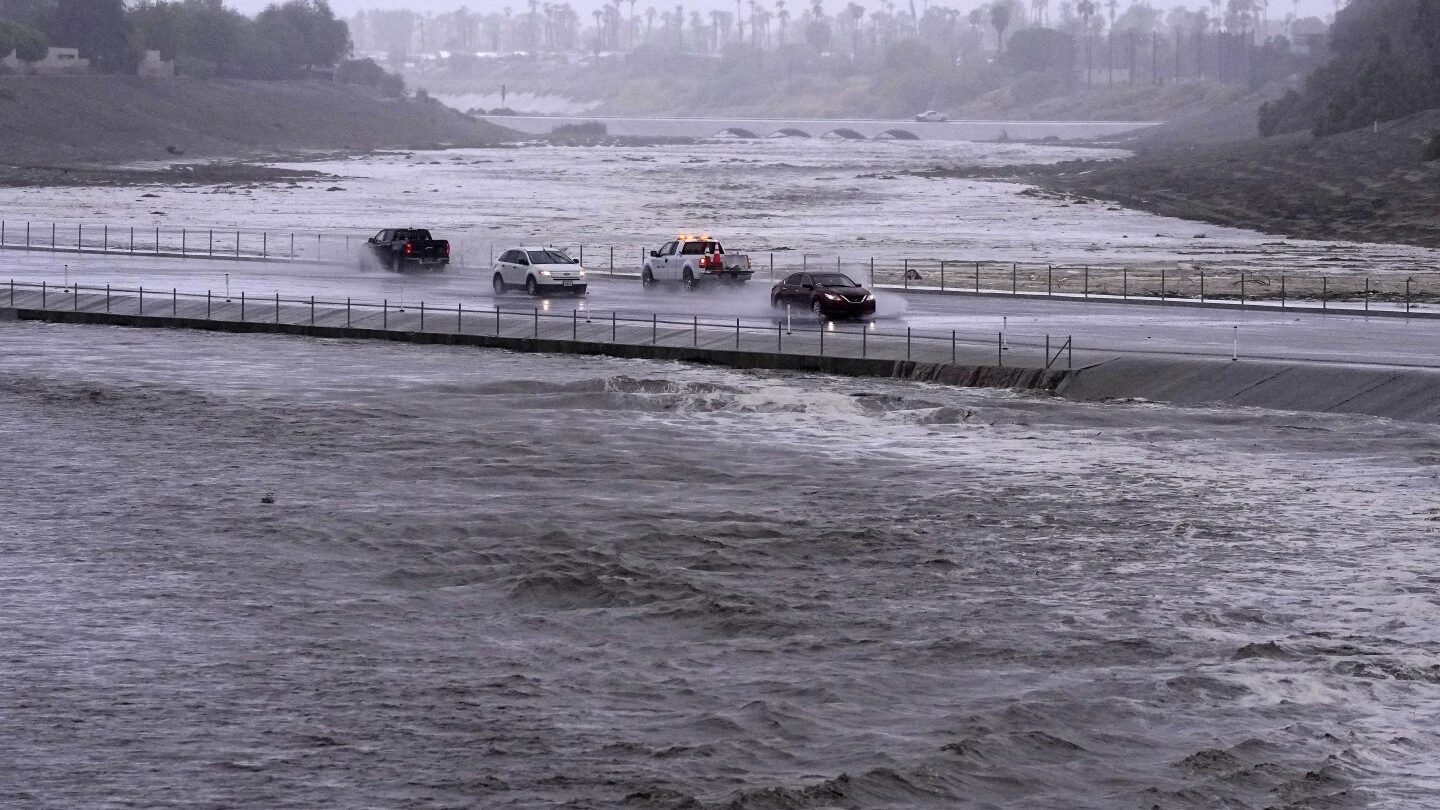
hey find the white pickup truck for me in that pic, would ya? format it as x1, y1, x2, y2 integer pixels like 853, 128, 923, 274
641, 236, 753, 290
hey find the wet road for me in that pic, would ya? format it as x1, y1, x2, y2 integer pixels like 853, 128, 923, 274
4, 249, 1440, 369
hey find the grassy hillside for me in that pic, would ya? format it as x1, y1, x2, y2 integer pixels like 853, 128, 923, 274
0, 76, 513, 165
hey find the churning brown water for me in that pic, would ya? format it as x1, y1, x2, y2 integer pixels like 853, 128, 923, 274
2, 321, 1438, 809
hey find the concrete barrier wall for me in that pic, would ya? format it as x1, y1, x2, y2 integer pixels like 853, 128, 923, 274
1056, 356, 1440, 424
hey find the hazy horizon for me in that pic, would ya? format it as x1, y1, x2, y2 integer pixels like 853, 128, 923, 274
228, 0, 1344, 26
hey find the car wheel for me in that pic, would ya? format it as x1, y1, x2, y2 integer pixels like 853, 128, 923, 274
642, 267, 656, 290
811, 298, 827, 319
770, 294, 781, 309
493, 273, 506, 295
526, 276, 539, 296
682, 269, 697, 292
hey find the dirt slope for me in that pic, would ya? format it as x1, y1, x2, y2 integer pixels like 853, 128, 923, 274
0, 76, 513, 166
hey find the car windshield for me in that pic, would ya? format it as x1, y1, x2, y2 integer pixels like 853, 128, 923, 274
396, 229, 431, 241
812, 273, 859, 287
527, 250, 573, 265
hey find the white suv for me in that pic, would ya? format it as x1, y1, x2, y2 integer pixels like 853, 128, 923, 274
492, 247, 588, 296
914, 110, 949, 122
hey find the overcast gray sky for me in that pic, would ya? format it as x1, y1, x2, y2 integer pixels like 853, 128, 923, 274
229, 0, 1345, 21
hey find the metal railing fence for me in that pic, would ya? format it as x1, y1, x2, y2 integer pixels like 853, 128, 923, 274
4, 220, 1435, 311
3, 279, 1074, 371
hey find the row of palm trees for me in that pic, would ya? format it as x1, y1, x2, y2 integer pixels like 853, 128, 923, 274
352, 0, 1305, 60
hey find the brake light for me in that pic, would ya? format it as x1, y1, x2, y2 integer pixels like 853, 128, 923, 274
443, 241, 450, 256
405, 243, 413, 254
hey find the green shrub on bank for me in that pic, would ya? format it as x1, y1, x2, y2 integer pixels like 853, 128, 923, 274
1424, 131, 1440, 161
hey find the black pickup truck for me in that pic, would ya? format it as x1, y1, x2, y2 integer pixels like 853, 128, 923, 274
366, 228, 450, 270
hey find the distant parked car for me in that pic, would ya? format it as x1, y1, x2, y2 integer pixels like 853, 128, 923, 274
771, 272, 876, 320
914, 110, 949, 122
492, 247, 587, 296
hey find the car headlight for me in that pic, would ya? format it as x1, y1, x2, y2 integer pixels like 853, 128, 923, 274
862, 293, 874, 301
577, 269, 586, 277
539, 270, 551, 276
823, 292, 843, 301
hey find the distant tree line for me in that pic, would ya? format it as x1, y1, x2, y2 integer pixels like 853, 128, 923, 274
1260, 0, 1440, 136
0, 0, 383, 82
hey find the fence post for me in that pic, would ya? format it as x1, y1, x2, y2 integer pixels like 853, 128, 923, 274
347, 298, 351, 328
1123, 268, 1128, 299
573, 308, 578, 339
208, 229, 213, 256
939, 260, 945, 290
154, 227, 159, 256
1200, 270, 1205, 303
904, 259, 909, 289
997, 332, 1003, 367
1322, 277, 1327, 311
777, 320, 782, 351
1084, 266, 1089, 298
1047, 265, 1052, 297
131, 226, 134, 253
137, 285, 141, 315
612, 311, 617, 342
182, 228, 186, 256
1045, 334, 1050, 368
974, 262, 980, 294
310, 296, 315, 326
951, 330, 956, 364
241, 291, 245, 321
458, 302, 462, 333
274, 292, 279, 323
317, 233, 322, 262
868, 257, 873, 286
263, 232, 267, 258
236, 231, 240, 258
534, 307, 539, 338
1241, 272, 1246, 306
1011, 263, 1016, 296
652, 313, 656, 345
819, 321, 823, 356
103, 225, 107, 254
736, 318, 741, 351
420, 301, 425, 331
862, 325, 867, 358
1364, 278, 1370, 313
290, 233, 294, 260
105, 283, 109, 312
172, 287, 176, 316
207, 290, 210, 319
384, 300, 387, 329
1161, 268, 1166, 303
693, 315, 697, 347
73, 282, 77, 311
1281, 275, 1286, 310
906, 327, 911, 360
1068, 336, 1073, 370
610, 246, 614, 274
495, 305, 500, 336
1406, 278, 1411, 315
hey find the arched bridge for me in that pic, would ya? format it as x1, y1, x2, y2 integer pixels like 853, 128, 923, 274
480, 115, 1154, 142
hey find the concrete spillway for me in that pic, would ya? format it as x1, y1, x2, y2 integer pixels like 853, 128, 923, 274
7, 287, 1440, 425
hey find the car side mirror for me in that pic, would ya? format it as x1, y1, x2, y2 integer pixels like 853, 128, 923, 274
367, 237, 375, 243
572, 257, 580, 263
650, 250, 659, 258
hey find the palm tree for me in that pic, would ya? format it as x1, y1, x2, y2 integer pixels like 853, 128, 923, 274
1030, 0, 1048, 26
777, 0, 790, 44
989, 0, 1012, 52
1076, 0, 1095, 82
645, 5, 656, 39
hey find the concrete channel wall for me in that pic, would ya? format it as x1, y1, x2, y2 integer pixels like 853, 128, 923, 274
8, 298, 1440, 425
